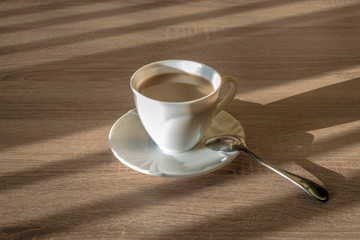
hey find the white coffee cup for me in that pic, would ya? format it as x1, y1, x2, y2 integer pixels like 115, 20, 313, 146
130, 60, 237, 153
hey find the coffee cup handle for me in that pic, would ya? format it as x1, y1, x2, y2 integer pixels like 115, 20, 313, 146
215, 76, 238, 115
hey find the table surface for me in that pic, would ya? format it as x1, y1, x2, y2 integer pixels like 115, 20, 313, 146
1, 0, 360, 239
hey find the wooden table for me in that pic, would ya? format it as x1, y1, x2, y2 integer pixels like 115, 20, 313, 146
1, 0, 359, 239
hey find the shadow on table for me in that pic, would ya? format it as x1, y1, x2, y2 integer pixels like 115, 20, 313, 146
0, 151, 112, 192
0, 0, 205, 34
2, 171, 359, 239
0, 0, 180, 19
1, 1, 360, 238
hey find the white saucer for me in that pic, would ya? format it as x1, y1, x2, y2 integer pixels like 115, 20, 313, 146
109, 109, 245, 178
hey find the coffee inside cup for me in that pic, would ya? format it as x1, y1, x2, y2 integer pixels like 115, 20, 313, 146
138, 72, 214, 102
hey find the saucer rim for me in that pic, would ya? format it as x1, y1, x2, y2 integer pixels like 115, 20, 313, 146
109, 109, 241, 178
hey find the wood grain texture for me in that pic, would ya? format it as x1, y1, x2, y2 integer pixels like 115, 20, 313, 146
1, 0, 359, 239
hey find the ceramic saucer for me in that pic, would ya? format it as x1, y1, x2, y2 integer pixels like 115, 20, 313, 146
109, 109, 245, 178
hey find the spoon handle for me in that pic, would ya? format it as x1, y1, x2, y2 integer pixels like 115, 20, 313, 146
235, 143, 329, 202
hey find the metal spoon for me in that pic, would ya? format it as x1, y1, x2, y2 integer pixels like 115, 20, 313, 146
205, 135, 329, 202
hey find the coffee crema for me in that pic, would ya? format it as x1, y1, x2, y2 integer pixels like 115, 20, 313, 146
138, 72, 214, 102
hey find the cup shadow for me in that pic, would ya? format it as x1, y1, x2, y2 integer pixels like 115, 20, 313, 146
224, 77, 359, 180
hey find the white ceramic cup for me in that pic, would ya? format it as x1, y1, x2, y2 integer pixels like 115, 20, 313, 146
130, 60, 238, 153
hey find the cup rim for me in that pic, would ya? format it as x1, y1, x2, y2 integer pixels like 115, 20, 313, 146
130, 59, 221, 105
